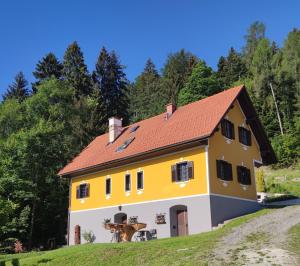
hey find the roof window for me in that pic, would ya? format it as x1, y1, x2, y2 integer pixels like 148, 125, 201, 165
130, 125, 139, 133
116, 137, 135, 152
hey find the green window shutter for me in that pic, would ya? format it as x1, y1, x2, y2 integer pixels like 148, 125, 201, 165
187, 161, 194, 179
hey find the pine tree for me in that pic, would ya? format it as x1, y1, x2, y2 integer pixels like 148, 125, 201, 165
129, 59, 163, 122
178, 61, 221, 106
3, 72, 29, 102
93, 47, 129, 124
217, 47, 247, 87
32, 53, 62, 91
63, 42, 92, 97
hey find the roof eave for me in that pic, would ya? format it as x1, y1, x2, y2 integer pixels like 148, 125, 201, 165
59, 136, 209, 178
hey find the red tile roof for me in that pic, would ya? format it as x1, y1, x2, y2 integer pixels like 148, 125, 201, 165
58, 85, 244, 176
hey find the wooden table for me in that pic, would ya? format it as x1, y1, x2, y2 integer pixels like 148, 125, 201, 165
104, 223, 147, 242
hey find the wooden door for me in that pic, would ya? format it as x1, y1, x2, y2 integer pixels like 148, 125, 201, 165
121, 214, 127, 224
177, 210, 188, 236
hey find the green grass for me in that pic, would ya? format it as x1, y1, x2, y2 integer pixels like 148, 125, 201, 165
0, 209, 271, 266
263, 165, 300, 197
288, 223, 300, 263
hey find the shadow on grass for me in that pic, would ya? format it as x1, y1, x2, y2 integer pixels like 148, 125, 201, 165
37, 258, 53, 264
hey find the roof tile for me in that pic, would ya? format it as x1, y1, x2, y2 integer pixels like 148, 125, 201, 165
58, 85, 243, 176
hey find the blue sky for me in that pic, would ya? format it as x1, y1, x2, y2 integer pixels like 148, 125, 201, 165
0, 0, 299, 97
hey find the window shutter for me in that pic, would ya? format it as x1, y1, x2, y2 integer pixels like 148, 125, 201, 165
237, 166, 241, 183
247, 168, 251, 185
226, 162, 233, 180
76, 186, 80, 199
231, 122, 235, 139
86, 184, 90, 197
247, 131, 252, 146
238, 127, 242, 143
187, 161, 194, 179
221, 120, 226, 136
216, 160, 221, 179
171, 165, 177, 182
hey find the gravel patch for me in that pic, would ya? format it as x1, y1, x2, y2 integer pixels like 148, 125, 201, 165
210, 205, 300, 265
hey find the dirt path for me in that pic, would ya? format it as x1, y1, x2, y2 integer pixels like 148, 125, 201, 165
210, 205, 300, 265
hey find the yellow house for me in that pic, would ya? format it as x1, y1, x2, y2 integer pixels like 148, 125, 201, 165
58, 85, 276, 245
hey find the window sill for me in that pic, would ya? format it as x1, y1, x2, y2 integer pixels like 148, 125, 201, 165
105, 194, 111, 199
137, 189, 144, 195
224, 137, 233, 144
217, 178, 232, 187
125, 191, 131, 197
175, 180, 189, 188
239, 184, 251, 190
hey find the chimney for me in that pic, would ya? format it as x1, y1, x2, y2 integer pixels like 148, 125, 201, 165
166, 103, 176, 119
109, 117, 122, 143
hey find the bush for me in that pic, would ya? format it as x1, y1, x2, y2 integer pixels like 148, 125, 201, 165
256, 169, 266, 192
82, 230, 95, 244
272, 133, 300, 167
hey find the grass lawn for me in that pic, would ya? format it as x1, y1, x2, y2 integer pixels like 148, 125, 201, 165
263, 165, 300, 197
288, 223, 300, 264
0, 209, 271, 266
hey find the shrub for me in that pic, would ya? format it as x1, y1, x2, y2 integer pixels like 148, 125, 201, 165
82, 230, 95, 244
256, 169, 266, 192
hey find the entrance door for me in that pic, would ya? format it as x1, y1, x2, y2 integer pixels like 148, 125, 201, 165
177, 210, 188, 236
114, 213, 127, 224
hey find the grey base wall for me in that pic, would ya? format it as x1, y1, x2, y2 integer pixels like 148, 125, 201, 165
68, 194, 260, 245
210, 194, 261, 227
69, 195, 212, 245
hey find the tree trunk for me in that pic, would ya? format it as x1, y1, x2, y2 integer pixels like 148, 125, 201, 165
28, 197, 37, 250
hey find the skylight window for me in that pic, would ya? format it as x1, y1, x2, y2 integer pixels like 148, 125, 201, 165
130, 125, 139, 133
116, 137, 135, 152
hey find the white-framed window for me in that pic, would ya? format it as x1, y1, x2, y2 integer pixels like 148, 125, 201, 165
171, 161, 194, 182
106, 178, 111, 195
125, 174, 131, 192
76, 183, 90, 199
137, 171, 144, 190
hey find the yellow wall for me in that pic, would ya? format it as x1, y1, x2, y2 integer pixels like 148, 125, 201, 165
208, 100, 261, 200
71, 147, 207, 211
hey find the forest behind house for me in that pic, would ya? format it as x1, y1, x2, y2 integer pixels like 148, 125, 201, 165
0, 22, 299, 251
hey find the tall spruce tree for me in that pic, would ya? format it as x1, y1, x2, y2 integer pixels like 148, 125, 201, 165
63, 42, 92, 97
32, 53, 63, 92
162, 49, 198, 104
93, 47, 129, 124
129, 59, 163, 122
3, 72, 29, 102
217, 47, 247, 87
243, 21, 266, 67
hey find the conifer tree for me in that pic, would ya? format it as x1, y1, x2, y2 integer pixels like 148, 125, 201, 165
93, 47, 129, 124
3, 72, 29, 102
217, 47, 247, 87
32, 53, 63, 91
63, 42, 92, 97
162, 49, 198, 104
129, 59, 163, 122
243, 21, 266, 67
178, 61, 221, 106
